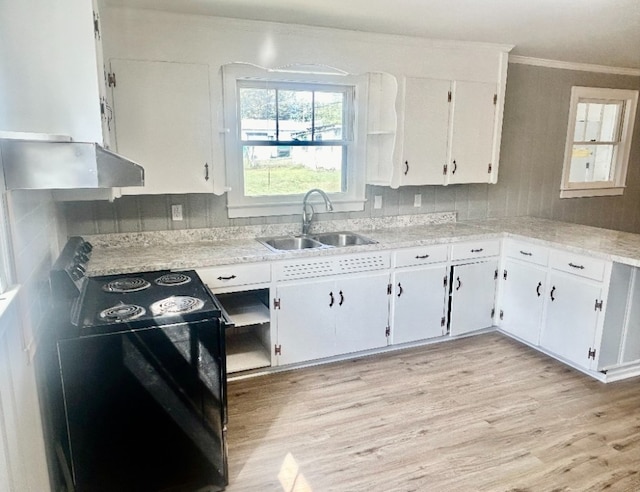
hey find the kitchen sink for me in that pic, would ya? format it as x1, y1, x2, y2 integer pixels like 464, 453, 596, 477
257, 236, 325, 252
310, 231, 377, 247
257, 231, 377, 252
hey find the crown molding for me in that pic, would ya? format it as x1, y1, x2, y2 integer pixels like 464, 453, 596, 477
509, 55, 640, 77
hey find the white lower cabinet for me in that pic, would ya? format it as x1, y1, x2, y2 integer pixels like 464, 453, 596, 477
273, 271, 390, 366
391, 265, 448, 344
539, 271, 604, 371
500, 259, 547, 345
449, 260, 498, 336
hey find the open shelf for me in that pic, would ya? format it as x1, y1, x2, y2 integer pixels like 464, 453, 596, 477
218, 291, 270, 327
226, 331, 271, 373
217, 289, 271, 374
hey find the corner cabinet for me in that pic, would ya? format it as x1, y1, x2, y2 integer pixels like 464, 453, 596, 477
398, 78, 499, 186
110, 59, 215, 195
499, 240, 550, 345
448, 240, 501, 336
272, 252, 391, 366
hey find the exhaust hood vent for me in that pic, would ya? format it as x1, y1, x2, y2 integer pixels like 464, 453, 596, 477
0, 132, 144, 190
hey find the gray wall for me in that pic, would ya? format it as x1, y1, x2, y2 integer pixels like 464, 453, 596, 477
63, 63, 640, 236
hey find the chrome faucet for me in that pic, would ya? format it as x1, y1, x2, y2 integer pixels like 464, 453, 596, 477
302, 188, 334, 235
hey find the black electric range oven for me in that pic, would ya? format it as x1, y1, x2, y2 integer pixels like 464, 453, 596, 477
49, 237, 229, 492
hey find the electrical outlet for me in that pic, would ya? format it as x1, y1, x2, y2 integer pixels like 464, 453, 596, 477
171, 204, 183, 221
414, 194, 422, 207
374, 195, 382, 209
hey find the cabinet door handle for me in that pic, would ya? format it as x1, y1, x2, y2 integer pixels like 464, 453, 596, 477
550, 286, 556, 301
404, 160, 409, 175
329, 291, 335, 307
204, 162, 210, 181
415, 254, 430, 259
456, 276, 462, 291
397, 283, 403, 297
536, 281, 542, 297
471, 248, 484, 253
217, 275, 236, 281
339, 290, 344, 306
568, 262, 585, 270
520, 250, 533, 256
452, 160, 457, 174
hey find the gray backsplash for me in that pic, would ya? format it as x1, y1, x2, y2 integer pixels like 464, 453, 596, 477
62, 63, 640, 237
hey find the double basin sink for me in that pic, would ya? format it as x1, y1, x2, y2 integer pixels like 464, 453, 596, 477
258, 231, 377, 252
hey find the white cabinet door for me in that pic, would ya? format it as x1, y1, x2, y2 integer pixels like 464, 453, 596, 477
335, 272, 390, 353
448, 81, 497, 184
400, 77, 451, 185
0, 0, 104, 143
450, 260, 498, 336
540, 271, 603, 370
500, 259, 547, 345
110, 59, 214, 195
274, 279, 336, 366
392, 265, 448, 344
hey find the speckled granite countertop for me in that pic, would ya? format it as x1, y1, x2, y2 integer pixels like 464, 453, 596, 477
84, 215, 640, 276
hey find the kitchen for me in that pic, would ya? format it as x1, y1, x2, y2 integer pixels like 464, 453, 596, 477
1, 0, 640, 490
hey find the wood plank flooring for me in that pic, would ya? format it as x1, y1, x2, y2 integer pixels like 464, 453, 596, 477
225, 333, 640, 491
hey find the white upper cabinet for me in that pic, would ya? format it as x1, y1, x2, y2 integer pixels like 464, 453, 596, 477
0, 0, 108, 144
399, 77, 499, 186
448, 81, 498, 184
399, 77, 451, 186
110, 60, 215, 195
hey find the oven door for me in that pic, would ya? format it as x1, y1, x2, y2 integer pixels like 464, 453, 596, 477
58, 318, 228, 491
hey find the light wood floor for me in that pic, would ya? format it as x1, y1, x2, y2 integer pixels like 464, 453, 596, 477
225, 333, 640, 491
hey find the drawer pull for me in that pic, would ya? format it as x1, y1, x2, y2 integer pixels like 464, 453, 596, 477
217, 274, 237, 281
519, 250, 533, 256
568, 263, 585, 270
397, 282, 403, 297
550, 286, 556, 301
339, 290, 344, 306
470, 248, 484, 253
415, 254, 430, 259
536, 282, 542, 297
329, 291, 335, 307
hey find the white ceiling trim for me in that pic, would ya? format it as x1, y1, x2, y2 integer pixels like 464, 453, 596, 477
510, 55, 640, 77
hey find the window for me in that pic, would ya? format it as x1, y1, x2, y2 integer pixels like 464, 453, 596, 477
560, 87, 638, 198
222, 64, 367, 217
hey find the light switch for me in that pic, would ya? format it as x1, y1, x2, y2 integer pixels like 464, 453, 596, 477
414, 194, 422, 207
374, 195, 382, 209
171, 204, 183, 221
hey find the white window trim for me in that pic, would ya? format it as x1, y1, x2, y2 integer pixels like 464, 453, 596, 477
222, 63, 368, 218
560, 86, 639, 199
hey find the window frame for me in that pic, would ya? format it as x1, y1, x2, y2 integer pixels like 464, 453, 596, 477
222, 63, 368, 218
560, 86, 639, 198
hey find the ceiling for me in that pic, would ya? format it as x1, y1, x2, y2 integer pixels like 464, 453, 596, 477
105, 0, 640, 70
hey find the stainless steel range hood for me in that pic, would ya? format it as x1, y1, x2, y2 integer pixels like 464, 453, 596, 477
0, 132, 145, 190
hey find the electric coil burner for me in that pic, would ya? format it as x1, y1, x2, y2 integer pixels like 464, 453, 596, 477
98, 303, 146, 322
155, 272, 192, 286
49, 237, 229, 492
102, 277, 151, 293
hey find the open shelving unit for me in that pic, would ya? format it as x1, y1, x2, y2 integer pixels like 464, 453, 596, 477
217, 290, 271, 374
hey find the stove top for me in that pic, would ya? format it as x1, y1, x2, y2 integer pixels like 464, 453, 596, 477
72, 269, 219, 336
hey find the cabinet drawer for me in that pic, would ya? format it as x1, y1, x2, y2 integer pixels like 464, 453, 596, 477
197, 263, 271, 290
451, 239, 500, 261
395, 244, 448, 267
549, 250, 607, 281
504, 240, 549, 266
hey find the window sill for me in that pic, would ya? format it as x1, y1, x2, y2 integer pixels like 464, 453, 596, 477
560, 186, 625, 198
